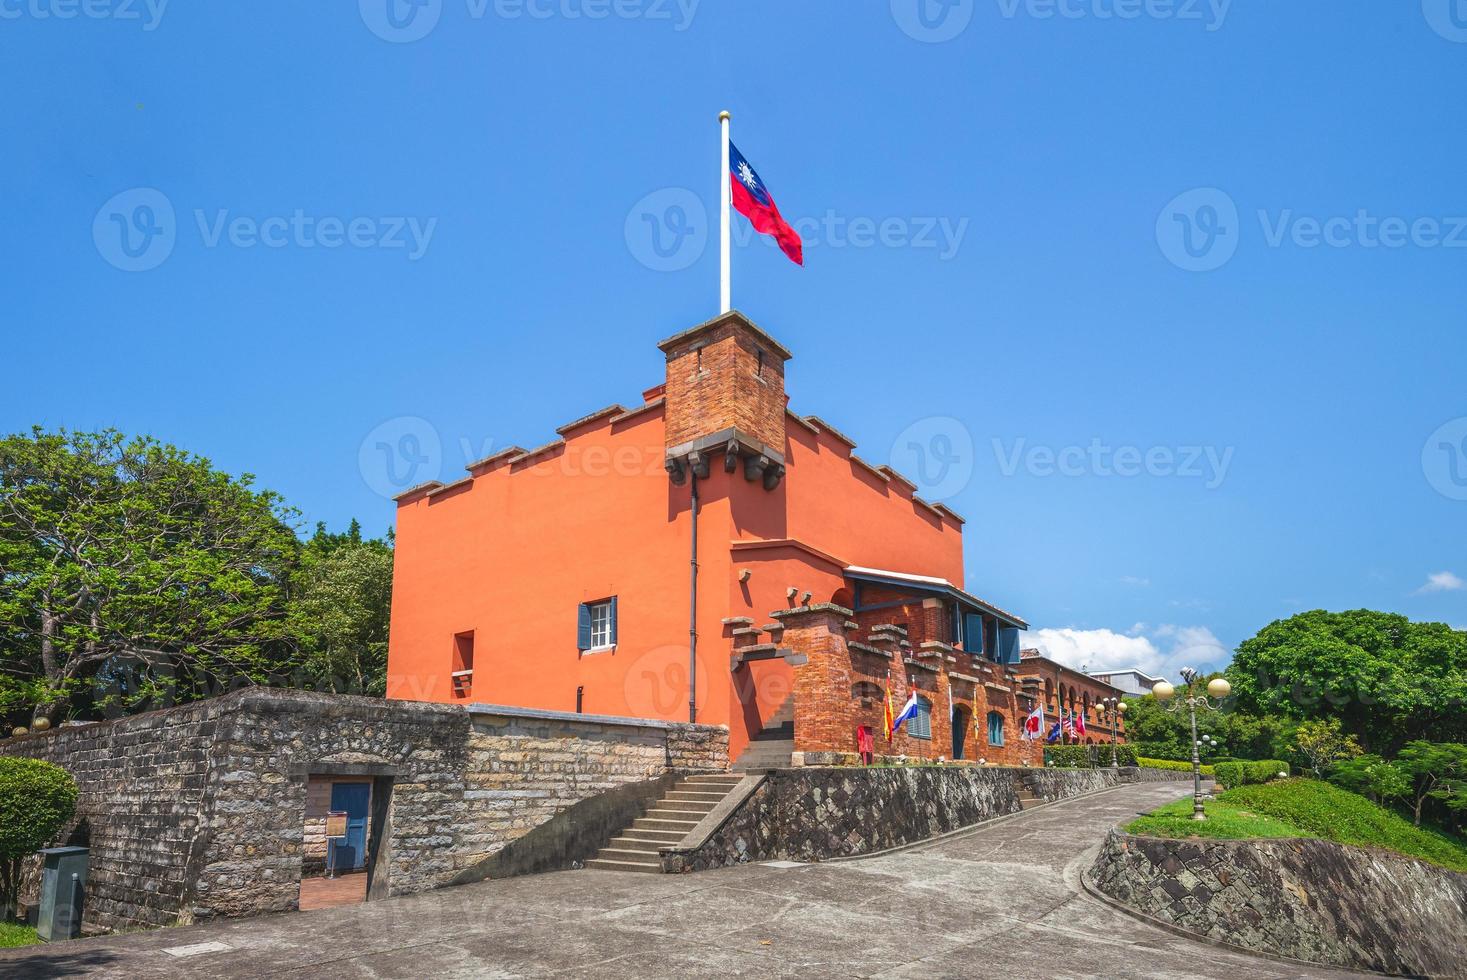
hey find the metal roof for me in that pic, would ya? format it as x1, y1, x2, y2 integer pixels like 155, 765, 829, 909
843, 564, 1029, 629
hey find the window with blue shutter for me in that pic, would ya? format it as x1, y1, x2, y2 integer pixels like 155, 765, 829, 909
999, 626, 1021, 665
908, 697, 932, 739
963, 613, 985, 656
579, 598, 617, 651
987, 711, 1005, 746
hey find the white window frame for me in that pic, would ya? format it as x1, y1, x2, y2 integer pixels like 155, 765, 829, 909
587, 600, 614, 650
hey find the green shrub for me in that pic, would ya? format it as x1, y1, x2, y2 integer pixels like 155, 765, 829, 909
1137, 756, 1215, 776
1044, 745, 1095, 768
1221, 779, 1467, 873
1215, 759, 1289, 788
0, 758, 78, 919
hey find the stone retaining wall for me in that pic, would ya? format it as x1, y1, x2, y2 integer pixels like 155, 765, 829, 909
1089, 830, 1467, 976
663, 764, 1168, 872
3, 689, 727, 933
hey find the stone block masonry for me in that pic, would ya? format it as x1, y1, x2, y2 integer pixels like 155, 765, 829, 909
1090, 829, 1467, 976
662, 764, 1167, 873
2, 689, 727, 933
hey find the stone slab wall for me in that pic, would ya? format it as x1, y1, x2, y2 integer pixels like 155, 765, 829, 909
5, 699, 227, 932
1, 689, 728, 933
1089, 830, 1467, 976
663, 765, 1147, 873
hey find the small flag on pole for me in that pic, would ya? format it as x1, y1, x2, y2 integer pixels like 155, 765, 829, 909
884, 678, 895, 744
1022, 703, 1044, 741
891, 691, 920, 736
728, 141, 803, 266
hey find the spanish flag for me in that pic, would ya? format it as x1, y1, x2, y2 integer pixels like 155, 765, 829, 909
884, 683, 895, 743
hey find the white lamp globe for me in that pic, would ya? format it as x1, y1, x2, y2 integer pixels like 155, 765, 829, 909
1207, 678, 1232, 699
1152, 681, 1175, 700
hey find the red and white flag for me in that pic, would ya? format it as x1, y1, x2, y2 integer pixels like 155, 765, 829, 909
1022, 704, 1044, 740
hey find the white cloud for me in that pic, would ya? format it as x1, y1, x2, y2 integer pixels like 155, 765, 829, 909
1417, 571, 1465, 594
1119, 575, 1151, 587
1026, 623, 1230, 681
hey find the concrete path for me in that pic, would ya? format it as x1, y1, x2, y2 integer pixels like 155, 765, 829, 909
1, 781, 1356, 979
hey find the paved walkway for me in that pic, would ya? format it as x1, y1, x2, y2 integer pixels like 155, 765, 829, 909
1, 781, 1356, 979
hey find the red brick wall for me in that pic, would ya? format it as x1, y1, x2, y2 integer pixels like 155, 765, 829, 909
663, 315, 788, 453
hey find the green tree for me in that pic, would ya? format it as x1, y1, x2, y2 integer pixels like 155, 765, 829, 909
1395, 740, 1467, 827
0, 758, 77, 920
1330, 754, 1411, 807
287, 521, 393, 696
1228, 610, 1467, 752
0, 428, 300, 723
1294, 718, 1363, 777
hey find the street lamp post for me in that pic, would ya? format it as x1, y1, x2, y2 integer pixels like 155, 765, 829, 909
1153, 668, 1231, 821
1098, 696, 1128, 767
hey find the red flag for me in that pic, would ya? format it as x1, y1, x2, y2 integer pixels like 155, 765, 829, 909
729, 141, 803, 266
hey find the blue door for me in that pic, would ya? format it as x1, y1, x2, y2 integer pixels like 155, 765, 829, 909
329, 782, 371, 871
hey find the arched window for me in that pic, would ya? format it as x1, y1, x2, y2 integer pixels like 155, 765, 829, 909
986, 711, 1005, 746
908, 697, 932, 739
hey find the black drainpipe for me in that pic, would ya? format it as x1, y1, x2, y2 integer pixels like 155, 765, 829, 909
688, 470, 699, 724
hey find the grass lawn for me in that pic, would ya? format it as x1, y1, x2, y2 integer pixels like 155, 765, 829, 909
1126, 778, 1467, 873
0, 921, 40, 948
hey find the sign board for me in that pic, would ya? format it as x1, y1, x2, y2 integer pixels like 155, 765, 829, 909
325, 810, 348, 839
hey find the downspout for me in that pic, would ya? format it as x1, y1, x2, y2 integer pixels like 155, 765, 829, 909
688, 471, 699, 724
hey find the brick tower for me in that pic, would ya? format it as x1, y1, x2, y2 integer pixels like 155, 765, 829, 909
658, 310, 791, 490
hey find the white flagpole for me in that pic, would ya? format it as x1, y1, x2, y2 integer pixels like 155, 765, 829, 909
719, 109, 731, 314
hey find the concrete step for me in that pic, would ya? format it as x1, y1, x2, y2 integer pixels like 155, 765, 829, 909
645, 807, 710, 821
751, 724, 793, 741
631, 816, 701, 832
596, 846, 661, 862
585, 857, 662, 874
664, 790, 727, 804
619, 827, 686, 843
609, 836, 673, 851
681, 774, 743, 786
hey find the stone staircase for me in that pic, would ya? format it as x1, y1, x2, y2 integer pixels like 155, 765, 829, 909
585, 772, 743, 873
733, 695, 794, 770
1015, 775, 1042, 811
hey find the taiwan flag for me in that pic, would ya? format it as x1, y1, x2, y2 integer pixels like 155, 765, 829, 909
730, 142, 803, 266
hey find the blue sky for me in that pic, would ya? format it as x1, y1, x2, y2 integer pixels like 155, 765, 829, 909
4, 0, 1465, 679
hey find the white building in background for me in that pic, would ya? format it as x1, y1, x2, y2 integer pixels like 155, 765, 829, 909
1086, 667, 1165, 696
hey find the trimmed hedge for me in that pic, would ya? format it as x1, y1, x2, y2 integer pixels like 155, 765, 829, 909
0, 757, 78, 917
1043, 744, 1138, 768
1138, 756, 1215, 776
1213, 759, 1290, 787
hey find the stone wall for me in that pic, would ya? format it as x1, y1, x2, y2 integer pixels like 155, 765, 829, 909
663, 765, 1150, 873
1089, 830, 1467, 976
4, 699, 226, 931
2, 689, 728, 933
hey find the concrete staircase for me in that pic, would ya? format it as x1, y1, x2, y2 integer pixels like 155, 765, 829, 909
1014, 775, 1042, 811
585, 773, 743, 873
733, 696, 794, 771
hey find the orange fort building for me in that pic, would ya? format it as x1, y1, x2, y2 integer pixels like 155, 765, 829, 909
387, 311, 1123, 766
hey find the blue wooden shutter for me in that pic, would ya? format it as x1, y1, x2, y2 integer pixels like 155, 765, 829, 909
576, 603, 591, 650
963, 613, 984, 655
608, 596, 618, 645
999, 626, 1021, 665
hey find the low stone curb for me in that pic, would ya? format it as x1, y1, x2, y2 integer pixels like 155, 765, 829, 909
1077, 867, 1387, 977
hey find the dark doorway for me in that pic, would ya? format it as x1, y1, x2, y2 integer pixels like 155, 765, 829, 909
952, 706, 969, 760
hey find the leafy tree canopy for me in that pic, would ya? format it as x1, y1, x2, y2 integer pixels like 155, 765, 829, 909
1228, 609, 1467, 753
